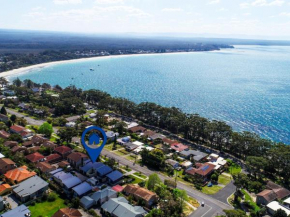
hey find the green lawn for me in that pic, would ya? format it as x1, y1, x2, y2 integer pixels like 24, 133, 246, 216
104, 143, 122, 151
133, 172, 147, 179
114, 149, 130, 156
228, 162, 242, 175
125, 155, 137, 162
202, 185, 223, 195
29, 195, 66, 217
129, 175, 143, 184
218, 174, 231, 185
241, 189, 260, 212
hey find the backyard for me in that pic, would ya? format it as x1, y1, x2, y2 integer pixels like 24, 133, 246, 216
29, 194, 66, 217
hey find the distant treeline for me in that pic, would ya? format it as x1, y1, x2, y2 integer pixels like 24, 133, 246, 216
9, 78, 290, 185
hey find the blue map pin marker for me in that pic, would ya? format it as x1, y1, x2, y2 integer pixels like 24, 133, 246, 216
81, 126, 107, 162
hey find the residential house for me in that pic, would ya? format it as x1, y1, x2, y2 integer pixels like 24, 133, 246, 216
0, 196, 3, 211
129, 126, 146, 134
112, 185, 124, 193
101, 197, 147, 217
65, 116, 80, 123
162, 138, 179, 146
124, 142, 139, 152
0, 184, 12, 196
80, 162, 104, 177
149, 133, 165, 143
0, 114, 8, 123
207, 155, 227, 171
106, 170, 123, 185
11, 146, 26, 154
141, 130, 155, 138
58, 161, 71, 170
0, 158, 17, 174
18, 103, 30, 110
180, 150, 208, 162
181, 161, 193, 169
43, 141, 57, 149
52, 208, 82, 217
4, 141, 18, 148
256, 181, 290, 205
126, 122, 139, 129
22, 141, 33, 148
67, 152, 88, 169
117, 136, 131, 145
91, 187, 117, 205
36, 162, 56, 176
3, 90, 15, 96
0, 130, 10, 139
1, 205, 31, 217
45, 154, 62, 164
54, 146, 72, 159
96, 165, 113, 182
13, 176, 48, 203
65, 122, 76, 128
72, 182, 92, 198
52, 171, 73, 185
267, 201, 290, 216
123, 184, 158, 207
106, 131, 119, 141
170, 143, 189, 153
86, 177, 99, 186
80, 196, 95, 209
4, 166, 36, 184
31, 135, 48, 146
165, 159, 180, 169
62, 176, 82, 195
26, 152, 45, 164
10, 125, 33, 139
185, 163, 215, 181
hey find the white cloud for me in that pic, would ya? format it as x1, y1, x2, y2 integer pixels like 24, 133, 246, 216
53, 0, 82, 5
280, 12, 290, 16
219, 7, 228, 11
208, 0, 220, 4
240, 0, 284, 8
95, 0, 124, 4
161, 8, 183, 12
243, 12, 251, 16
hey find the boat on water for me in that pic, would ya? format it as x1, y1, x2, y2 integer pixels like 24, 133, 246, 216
90, 68, 94, 71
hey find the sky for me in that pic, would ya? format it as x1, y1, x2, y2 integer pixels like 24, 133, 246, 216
1, 0, 290, 39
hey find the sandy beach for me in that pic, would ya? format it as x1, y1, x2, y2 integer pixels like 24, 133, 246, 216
0, 51, 217, 79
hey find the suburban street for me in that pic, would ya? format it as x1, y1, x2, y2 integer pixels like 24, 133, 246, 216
6, 108, 233, 217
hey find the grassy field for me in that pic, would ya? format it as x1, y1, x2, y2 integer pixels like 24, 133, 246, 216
29, 195, 66, 217
129, 175, 143, 184
104, 143, 122, 151
227, 161, 242, 175
241, 189, 260, 212
218, 174, 231, 185
125, 155, 137, 162
202, 185, 223, 194
186, 197, 200, 208
133, 172, 147, 179
114, 149, 130, 156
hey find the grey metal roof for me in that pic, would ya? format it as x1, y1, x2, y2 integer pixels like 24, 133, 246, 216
91, 187, 116, 202
101, 197, 147, 217
180, 150, 207, 161
13, 176, 48, 198
80, 196, 95, 207
1, 205, 30, 217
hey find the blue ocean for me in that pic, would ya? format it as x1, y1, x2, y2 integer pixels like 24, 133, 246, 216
8, 45, 290, 144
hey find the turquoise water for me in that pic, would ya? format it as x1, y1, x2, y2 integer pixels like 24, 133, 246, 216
8, 45, 290, 144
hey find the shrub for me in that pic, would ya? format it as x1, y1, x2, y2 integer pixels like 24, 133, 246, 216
47, 192, 57, 202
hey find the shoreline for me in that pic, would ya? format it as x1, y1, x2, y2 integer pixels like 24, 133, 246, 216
0, 50, 223, 79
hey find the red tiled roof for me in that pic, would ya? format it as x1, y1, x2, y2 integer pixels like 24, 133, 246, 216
52, 208, 82, 217
4, 141, 18, 147
123, 184, 157, 202
25, 152, 45, 163
0, 184, 12, 195
4, 166, 36, 183
67, 152, 88, 163
0, 158, 16, 170
112, 185, 124, 192
10, 125, 25, 133
0, 130, 10, 139
36, 162, 55, 173
170, 143, 189, 152
162, 138, 178, 145
46, 154, 62, 162
186, 163, 215, 177
54, 146, 72, 154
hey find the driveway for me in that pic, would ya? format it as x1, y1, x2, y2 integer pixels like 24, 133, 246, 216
211, 181, 236, 204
